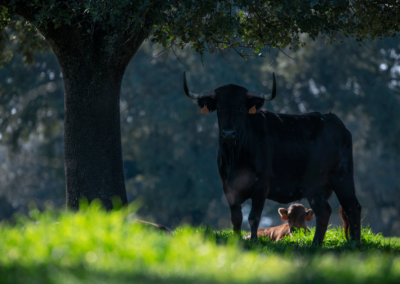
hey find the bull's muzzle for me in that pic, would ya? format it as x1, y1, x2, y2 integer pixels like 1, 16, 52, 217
221, 129, 237, 142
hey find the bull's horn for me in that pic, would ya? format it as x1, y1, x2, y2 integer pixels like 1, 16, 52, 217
183, 72, 216, 99
247, 73, 276, 101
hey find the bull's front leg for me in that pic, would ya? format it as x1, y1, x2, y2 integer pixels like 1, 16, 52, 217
248, 176, 269, 241
222, 178, 243, 236
248, 197, 265, 240
230, 204, 243, 235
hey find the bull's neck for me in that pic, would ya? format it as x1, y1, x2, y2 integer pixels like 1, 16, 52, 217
219, 116, 253, 155
218, 117, 253, 182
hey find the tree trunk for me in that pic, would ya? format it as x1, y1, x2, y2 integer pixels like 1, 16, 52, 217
6, 2, 152, 210
46, 28, 146, 210
63, 63, 126, 210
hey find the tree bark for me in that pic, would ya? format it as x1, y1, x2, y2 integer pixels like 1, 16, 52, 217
5, 1, 152, 210
45, 27, 146, 210
62, 59, 127, 210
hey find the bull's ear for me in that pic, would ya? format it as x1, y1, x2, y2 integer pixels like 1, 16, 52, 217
197, 97, 217, 114
248, 106, 257, 114
246, 97, 264, 113
278, 208, 289, 221
305, 209, 314, 221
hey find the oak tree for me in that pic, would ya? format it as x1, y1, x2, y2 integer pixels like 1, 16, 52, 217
0, 0, 398, 209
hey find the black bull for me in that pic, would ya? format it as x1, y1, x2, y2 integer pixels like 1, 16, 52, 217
183, 72, 361, 244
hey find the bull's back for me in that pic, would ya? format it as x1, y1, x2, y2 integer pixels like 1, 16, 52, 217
264, 111, 350, 202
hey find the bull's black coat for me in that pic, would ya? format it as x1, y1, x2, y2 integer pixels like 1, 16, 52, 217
187, 79, 361, 244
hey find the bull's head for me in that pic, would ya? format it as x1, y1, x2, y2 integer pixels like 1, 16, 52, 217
183, 72, 276, 144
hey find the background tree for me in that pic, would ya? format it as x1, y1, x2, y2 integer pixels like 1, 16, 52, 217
0, 0, 399, 210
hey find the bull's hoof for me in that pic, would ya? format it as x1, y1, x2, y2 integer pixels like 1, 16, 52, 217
243, 234, 251, 240
250, 238, 259, 243
245, 236, 259, 243
242, 233, 258, 242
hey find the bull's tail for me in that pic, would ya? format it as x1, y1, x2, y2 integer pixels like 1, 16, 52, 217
339, 205, 349, 240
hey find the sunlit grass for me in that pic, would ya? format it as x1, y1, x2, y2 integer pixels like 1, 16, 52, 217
1, 201, 400, 284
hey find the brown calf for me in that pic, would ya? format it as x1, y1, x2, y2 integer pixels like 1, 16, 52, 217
243, 203, 314, 241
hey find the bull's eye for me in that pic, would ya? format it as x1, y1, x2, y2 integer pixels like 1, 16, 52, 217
240, 105, 246, 113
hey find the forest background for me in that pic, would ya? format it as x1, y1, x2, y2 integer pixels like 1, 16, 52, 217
1, 36, 400, 236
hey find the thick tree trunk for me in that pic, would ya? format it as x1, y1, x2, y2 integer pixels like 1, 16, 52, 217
6, 2, 152, 210
62, 62, 127, 210
46, 28, 146, 210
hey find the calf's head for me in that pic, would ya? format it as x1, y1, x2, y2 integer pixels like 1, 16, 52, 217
183, 72, 276, 144
278, 203, 314, 233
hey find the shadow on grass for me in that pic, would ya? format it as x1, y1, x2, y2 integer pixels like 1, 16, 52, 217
2, 259, 400, 284
0, 264, 214, 284
191, 225, 400, 256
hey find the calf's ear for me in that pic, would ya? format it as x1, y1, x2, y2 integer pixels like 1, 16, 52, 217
278, 208, 289, 221
197, 97, 217, 114
305, 209, 314, 221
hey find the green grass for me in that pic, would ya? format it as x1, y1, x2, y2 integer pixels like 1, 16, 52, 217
1, 201, 400, 284
386, 238, 400, 245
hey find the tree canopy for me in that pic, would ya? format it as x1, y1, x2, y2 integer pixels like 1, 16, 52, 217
1, 0, 399, 63
1, 0, 400, 210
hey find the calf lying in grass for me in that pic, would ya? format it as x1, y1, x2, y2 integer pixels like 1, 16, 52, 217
244, 204, 314, 241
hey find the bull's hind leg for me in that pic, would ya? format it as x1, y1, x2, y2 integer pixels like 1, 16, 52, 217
330, 132, 361, 242
330, 176, 361, 242
307, 186, 333, 245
